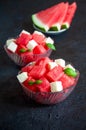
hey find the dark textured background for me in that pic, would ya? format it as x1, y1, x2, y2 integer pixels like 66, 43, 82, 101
0, 0, 86, 130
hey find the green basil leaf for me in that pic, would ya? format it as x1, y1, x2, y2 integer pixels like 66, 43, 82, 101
64, 68, 77, 77
19, 48, 27, 53
46, 43, 56, 50
28, 80, 35, 85
35, 80, 42, 84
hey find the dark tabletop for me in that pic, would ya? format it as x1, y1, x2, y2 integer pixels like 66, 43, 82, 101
0, 0, 86, 130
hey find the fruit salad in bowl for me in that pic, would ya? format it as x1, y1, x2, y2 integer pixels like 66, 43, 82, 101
4, 30, 55, 66
17, 57, 80, 104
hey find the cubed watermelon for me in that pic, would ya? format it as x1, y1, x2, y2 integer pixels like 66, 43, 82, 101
46, 65, 63, 82
59, 73, 75, 89
29, 65, 46, 79
36, 77, 50, 92
16, 33, 32, 46
33, 45, 46, 54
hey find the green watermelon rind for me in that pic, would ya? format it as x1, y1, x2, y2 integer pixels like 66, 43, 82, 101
61, 22, 70, 29
32, 14, 49, 32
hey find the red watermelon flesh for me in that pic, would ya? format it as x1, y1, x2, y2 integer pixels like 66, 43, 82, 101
36, 2, 65, 27
59, 73, 75, 89
16, 33, 32, 46
35, 57, 52, 67
32, 33, 45, 45
16, 44, 27, 54
61, 2, 77, 29
33, 45, 46, 54
36, 77, 50, 92
46, 65, 64, 82
29, 65, 46, 79
20, 51, 34, 63
21, 65, 33, 73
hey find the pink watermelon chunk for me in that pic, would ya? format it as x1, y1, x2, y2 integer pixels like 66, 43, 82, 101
36, 77, 50, 92
16, 33, 32, 46
59, 73, 75, 89
33, 45, 46, 54
61, 2, 77, 29
29, 65, 46, 79
32, 2, 65, 31
46, 65, 64, 82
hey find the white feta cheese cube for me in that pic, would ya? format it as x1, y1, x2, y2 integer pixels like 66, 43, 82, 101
55, 58, 65, 67
7, 41, 18, 53
50, 81, 63, 92
6, 39, 15, 47
45, 37, 54, 44
48, 61, 58, 70
19, 30, 30, 36
26, 40, 38, 50
64, 64, 75, 71
17, 72, 28, 83
33, 30, 45, 37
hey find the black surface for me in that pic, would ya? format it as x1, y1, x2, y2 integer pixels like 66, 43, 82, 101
0, 0, 86, 130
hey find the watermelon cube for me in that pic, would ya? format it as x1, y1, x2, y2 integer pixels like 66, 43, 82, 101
16, 33, 32, 46
46, 65, 63, 82
29, 65, 46, 79
21, 65, 34, 73
33, 45, 46, 54
36, 77, 50, 92
59, 73, 75, 89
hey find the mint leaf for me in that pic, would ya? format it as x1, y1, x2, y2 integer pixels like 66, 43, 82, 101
19, 48, 27, 53
46, 43, 56, 50
35, 80, 42, 84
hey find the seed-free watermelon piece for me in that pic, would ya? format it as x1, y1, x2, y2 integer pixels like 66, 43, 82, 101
36, 77, 50, 92
32, 31, 45, 44
21, 65, 34, 73
20, 51, 34, 63
46, 65, 63, 82
16, 33, 32, 46
50, 2, 69, 31
16, 44, 27, 54
33, 45, 46, 54
59, 73, 75, 89
29, 65, 46, 79
35, 57, 52, 67
61, 2, 77, 29
32, 2, 65, 32
23, 77, 37, 92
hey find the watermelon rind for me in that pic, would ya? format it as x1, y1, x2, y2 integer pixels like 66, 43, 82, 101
61, 22, 70, 29
32, 14, 49, 32
49, 23, 61, 31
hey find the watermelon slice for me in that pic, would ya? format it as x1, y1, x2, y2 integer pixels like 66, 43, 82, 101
61, 2, 77, 29
50, 2, 69, 31
32, 2, 65, 32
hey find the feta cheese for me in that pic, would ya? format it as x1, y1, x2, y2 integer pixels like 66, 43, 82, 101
64, 64, 75, 71
6, 39, 15, 46
48, 61, 58, 69
17, 72, 28, 83
45, 37, 54, 44
7, 41, 18, 53
19, 30, 30, 36
50, 81, 63, 92
26, 40, 38, 50
55, 58, 65, 67
33, 30, 45, 37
